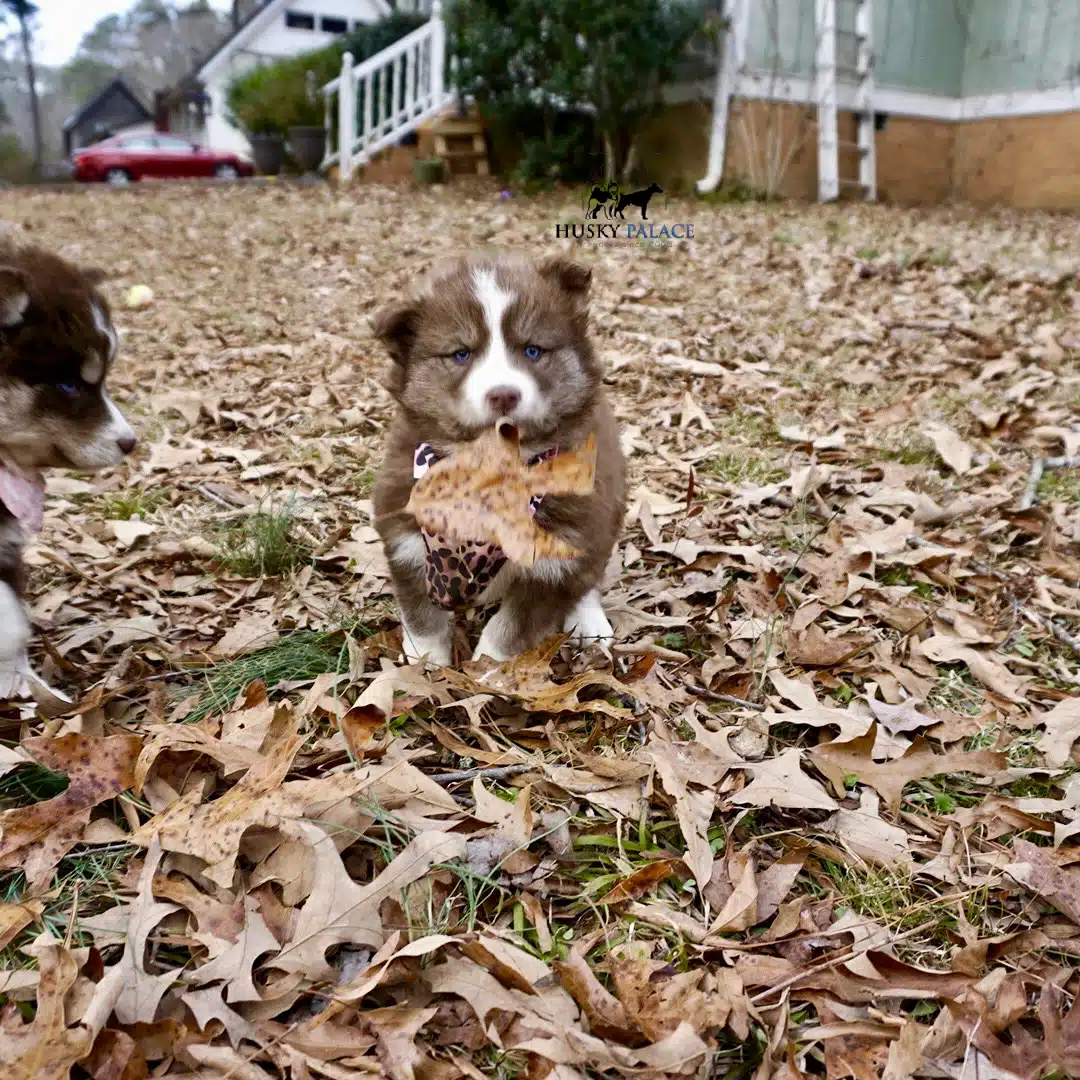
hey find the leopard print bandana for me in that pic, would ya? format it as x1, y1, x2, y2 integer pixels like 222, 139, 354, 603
413, 442, 557, 610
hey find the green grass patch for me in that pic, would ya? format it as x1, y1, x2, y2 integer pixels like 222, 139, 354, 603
877, 435, 938, 467
182, 626, 367, 723
0, 762, 68, 808
701, 453, 785, 486
352, 467, 376, 497
1037, 470, 1080, 505
210, 497, 312, 577
927, 667, 984, 716
96, 486, 169, 521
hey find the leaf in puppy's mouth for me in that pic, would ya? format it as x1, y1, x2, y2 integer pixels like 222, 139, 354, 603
406, 420, 597, 567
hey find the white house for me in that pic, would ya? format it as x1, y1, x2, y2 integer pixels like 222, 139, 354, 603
167, 0, 394, 157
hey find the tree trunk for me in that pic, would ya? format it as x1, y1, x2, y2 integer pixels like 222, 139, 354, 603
18, 13, 41, 176
542, 104, 555, 152
621, 135, 640, 184
602, 131, 616, 182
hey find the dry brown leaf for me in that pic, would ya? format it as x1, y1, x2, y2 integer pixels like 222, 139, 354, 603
826, 789, 913, 869
1008, 839, 1080, 928
730, 747, 838, 811
644, 742, 717, 889
709, 851, 759, 932
608, 955, 741, 1043
784, 624, 874, 668
553, 953, 640, 1043
406, 421, 596, 566
114, 835, 181, 1024
0, 943, 98, 1079
810, 728, 1006, 811
179, 985, 257, 1048
358, 1005, 437, 1080
915, 635, 1028, 703
924, 422, 974, 475
1039, 696, 1080, 767
133, 723, 260, 791
269, 820, 466, 979
599, 860, 680, 905
210, 614, 280, 659
0, 733, 141, 890
0, 901, 41, 951
186, 895, 280, 1002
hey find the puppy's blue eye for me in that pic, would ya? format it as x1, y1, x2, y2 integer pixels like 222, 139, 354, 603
57, 382, 79, 395
524, 344, 543, 361
452, 348, 471, 364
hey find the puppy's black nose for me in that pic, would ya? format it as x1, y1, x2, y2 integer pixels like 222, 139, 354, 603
486, 387, 521, 415
117, 435, 136, 455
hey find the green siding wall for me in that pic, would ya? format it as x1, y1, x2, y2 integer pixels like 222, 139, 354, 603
963, 0, 1080, 94
741, 0, 1080, 98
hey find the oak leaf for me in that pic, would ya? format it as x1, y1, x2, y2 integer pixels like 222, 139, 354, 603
186, 895, 280, 1003
810, 728, 1006, 811
269, 820, 466, 980
0, 733, 141, 891
730, 747, 838, 811
405, 421, 596, 567
0, 940, 123, 1080
114, 835, 181, 1024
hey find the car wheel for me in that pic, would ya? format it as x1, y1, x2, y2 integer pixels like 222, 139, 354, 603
214, 163, 240, 180
104, 168, 132, 187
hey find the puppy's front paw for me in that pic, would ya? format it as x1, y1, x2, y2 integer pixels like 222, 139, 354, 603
472, 614, 515, 663
400, 621, 452, 667
563, 589, 613, 649
0, 583, 30, 698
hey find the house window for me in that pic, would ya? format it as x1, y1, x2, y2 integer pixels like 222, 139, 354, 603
321, 15, 347, 32
285, 10, 315, 29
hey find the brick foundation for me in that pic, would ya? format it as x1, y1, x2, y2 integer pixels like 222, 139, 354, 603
639, 97, 1080, 209
954, 111, 1080, 209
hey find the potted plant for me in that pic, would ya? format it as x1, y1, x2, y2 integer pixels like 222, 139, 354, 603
250, 127, 285, 176
413, 157, 445, 185
226, 70, 286, 176
287, 71, 327, 175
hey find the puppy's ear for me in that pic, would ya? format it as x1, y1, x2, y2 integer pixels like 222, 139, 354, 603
372, 299, 419, 363
0, 266, 30, 328
537, 254, 592, 297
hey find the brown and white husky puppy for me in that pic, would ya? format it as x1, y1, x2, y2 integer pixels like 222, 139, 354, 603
372, 252, 625, 665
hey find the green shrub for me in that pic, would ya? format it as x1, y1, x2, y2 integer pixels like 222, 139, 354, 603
225, 12, 427, 138
485, 107, 599, 185
450, 0, 703, 181
0, 134, 34, 184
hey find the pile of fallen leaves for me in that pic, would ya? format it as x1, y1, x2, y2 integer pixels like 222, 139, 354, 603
0, 182, 1079, 1080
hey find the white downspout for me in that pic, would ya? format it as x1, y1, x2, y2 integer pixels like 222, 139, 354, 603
696, 0, 749, 194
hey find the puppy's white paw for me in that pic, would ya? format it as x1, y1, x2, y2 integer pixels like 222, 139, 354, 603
472, 615, 514, 663
0, 583, 30, 699
563, 589, 613, 649
400, 619, 452, 667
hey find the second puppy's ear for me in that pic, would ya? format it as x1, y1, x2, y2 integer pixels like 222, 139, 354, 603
537, 254, 592, 297
372, 299, 420, 364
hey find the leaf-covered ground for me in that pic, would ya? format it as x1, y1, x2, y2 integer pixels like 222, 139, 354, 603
2, 183, 1080, 1080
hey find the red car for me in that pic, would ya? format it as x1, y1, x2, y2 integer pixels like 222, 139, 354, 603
72, 133, 254, 185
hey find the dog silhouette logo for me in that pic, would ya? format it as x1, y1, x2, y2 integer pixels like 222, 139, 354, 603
613, 182, 664, 220
561, 178, 689, 244
586, 179, 620, 218
582, 179, 664, 221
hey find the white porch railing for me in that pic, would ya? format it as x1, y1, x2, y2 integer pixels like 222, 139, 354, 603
322, 0, 453, 181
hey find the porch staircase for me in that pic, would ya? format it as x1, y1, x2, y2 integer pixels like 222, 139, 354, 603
323, 0, 481, 183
